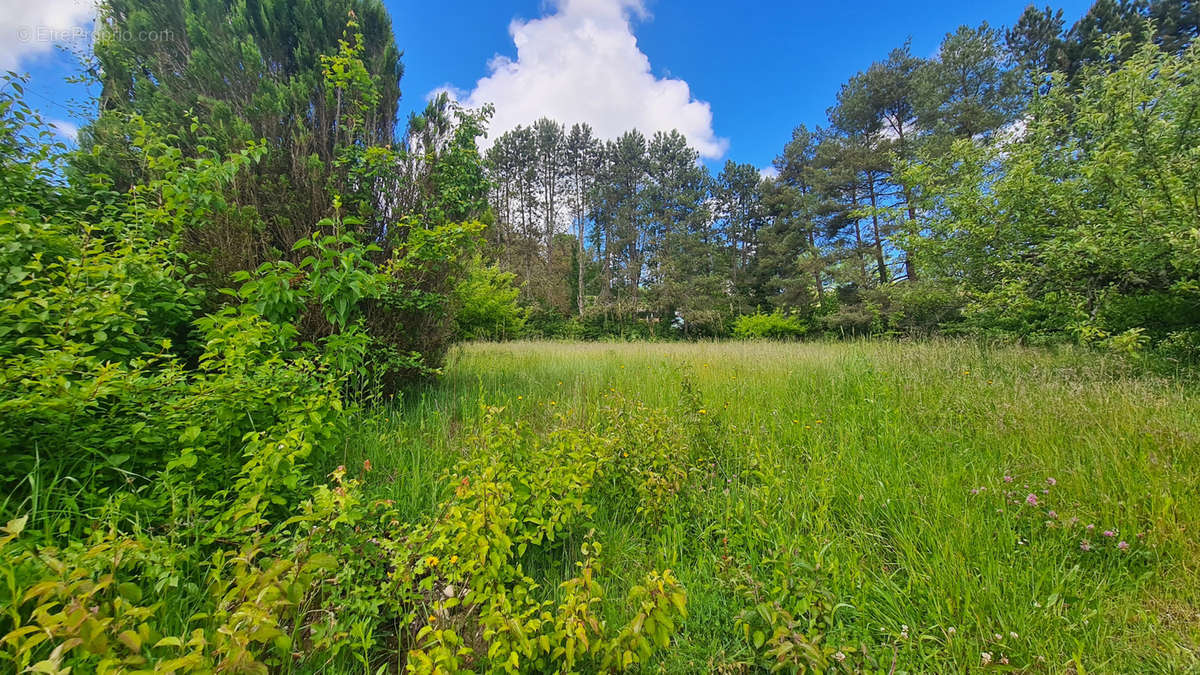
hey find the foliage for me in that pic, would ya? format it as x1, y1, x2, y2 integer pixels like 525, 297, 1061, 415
902, 36, 1200, 351
874, 281, 967, 337
473, 4, 1200, 355
80, 0, 403, 253
453, 256, 526, 341
733, 311, 809, 340
379, 340, 1200, 672
79, 3, 489, 386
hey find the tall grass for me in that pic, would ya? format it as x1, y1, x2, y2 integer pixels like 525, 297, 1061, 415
354, 340, 1200, 671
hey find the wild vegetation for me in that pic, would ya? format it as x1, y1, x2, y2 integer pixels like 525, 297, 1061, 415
360, 340, 1200, 672
0, 0, 1198, 672
478, 2, 1200, 357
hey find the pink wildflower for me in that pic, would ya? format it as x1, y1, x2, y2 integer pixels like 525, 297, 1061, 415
1118, 540, 1129, 550
1103, 530, 1115, 537
1025, 493, 1038, 506
1046, 477, 1057, 486
1080, 540, 1092, 551
1003, 475, 1013, 483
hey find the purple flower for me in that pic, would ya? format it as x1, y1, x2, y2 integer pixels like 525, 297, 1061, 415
1117, 540, 1129, 550
1048, 510, 1057, 519
1080, 540, 1092, 551
1025, 493, 1039, 506
1003, 475, 1013, 483
1103, 530, 1115, 537
1046, 477, 1057, 486
1086, 523, 1095, 531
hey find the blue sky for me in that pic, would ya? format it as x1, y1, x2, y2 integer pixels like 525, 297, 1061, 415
8, 0, 1094, 172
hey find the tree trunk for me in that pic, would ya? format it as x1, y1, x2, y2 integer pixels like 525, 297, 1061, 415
576, 175, 586, 316
867, 174, 889, 285
850, 185, 868, 284
903, 195, 918, 282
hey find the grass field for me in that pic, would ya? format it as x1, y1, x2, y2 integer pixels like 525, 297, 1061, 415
351, 340, 1200, 672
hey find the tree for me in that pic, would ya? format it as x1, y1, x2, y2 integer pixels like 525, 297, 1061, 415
644, 131, 715, 323
918, 23, 1021, 141
533, 117, 567, 264
901, 36, 1200, 345
1006, 5, 1068, 80
593, 131, 649, 310
713, 160, 765, 308
830, 48, 926, 281
82, 0, 404, 264
565, 123, 601, 315
768, 125, 830, 305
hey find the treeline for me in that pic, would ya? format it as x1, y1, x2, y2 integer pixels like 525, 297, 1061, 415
474, 0, 1200, 359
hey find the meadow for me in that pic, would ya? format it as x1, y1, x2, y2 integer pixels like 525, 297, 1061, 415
350, 340, 1200, 672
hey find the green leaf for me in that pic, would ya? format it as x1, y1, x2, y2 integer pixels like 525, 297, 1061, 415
3, 515, 28, 536
117, 582, 143, 603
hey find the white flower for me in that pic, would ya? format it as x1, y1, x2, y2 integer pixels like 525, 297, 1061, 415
833, 651, 846, 663
981, 651, 993, 666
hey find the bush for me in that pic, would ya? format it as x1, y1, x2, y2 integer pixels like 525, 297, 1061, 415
453, 256, 526, 340
733, 311, 808, 340
878, 281, 966, 337
1154, 329, 1200, 366
675, 309, 729, 339
523, 305, 584, 339
0, 75, 495, 673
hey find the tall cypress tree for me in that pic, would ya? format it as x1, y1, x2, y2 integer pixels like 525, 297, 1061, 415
79, 0, 404, 269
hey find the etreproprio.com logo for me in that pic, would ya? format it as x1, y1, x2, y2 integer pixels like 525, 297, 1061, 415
14, 24, 175, 44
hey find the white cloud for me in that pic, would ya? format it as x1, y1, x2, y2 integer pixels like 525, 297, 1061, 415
50, 119, 79, 141
759, 166, 779, 181
1, 0, 95, 72
447, 0, 728, 159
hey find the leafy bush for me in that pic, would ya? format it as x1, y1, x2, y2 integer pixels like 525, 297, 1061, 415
675, 308, 729, 339
1156, 329, 1200, 366
902, 35, 1200, 351
453, 255, 526, 340
733, 311, 809, 340
577, 304, 657, 341
0, 73, 697, 673
521, 305, 584, 339
877, 281, 966, 337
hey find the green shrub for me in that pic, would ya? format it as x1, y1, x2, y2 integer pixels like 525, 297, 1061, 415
1154, 329, 1200, 365
453, 255, 526, 340
733, 311, 808, 340
675, 309, 729, 339
877, 281, 966, 337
